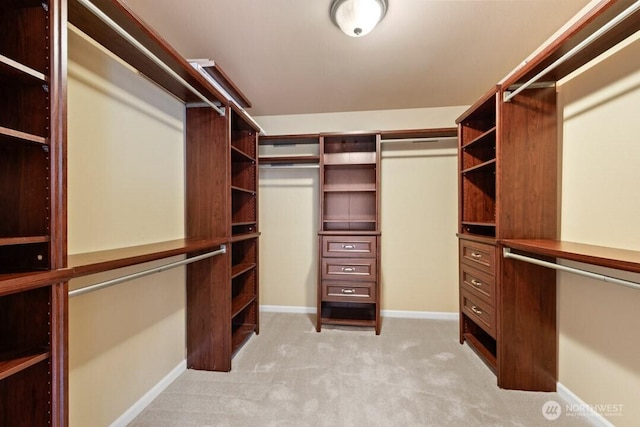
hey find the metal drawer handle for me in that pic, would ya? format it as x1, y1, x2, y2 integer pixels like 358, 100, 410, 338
470, 252, 483, 259
471, 279, 483, 287
342, 244, 356, 249
471, 306, 483, 315
341, 267, 356, 272
341, 288, 356, 294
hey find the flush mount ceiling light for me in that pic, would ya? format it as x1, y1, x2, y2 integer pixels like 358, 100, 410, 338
330, 0, 388, 38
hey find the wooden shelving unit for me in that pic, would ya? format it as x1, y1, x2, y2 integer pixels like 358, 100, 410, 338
317, 133, 381, 334
457, 0, 640, 392
229, 110, 260, 355
0, 0, 66, 425
3, 0, 261, 423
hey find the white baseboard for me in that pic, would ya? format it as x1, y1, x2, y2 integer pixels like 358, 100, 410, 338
260, 305, 316, 314
260, 305, 458, 321
381, 310, 459, 320
109, 360, 186, 427
557, 382, 616, 427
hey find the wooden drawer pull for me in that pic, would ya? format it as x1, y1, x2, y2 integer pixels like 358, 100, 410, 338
341, 288, 356, 294
342, 244, 356, 249
341, 267, 356, 272
471, 279, 483, 287
470, 252, 483, 259
471, 306, 483, 315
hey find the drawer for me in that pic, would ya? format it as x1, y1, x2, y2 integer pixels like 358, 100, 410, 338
459, 239, 496, 275
460, 264, 495, 305
322, 235, 377, 258
461, 290, 495, 338
321, 258, 376, 281
322, 281, 376, 303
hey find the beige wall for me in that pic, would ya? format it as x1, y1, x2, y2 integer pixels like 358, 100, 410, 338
256, 106, 465, 313
557, 33, 640, 426
67, 29, 186, 426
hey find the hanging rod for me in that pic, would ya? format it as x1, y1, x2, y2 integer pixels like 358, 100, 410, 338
503, 247, 640, 291
69, 245, 226, 298
259, 164, 319, 169
503, 0, 640, 102
75, 0, 225, 116
381, 136, 458, 143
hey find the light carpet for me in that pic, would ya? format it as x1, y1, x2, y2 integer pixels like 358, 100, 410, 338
129, 312, 591, 426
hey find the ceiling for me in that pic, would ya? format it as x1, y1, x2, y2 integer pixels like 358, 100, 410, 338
122, 0, 591, 117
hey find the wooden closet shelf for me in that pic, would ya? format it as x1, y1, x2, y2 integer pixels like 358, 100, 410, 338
0, 235, 50, 246
259, 155, 319, 164
231, 232, 260, 243
68, 0, 227, 107
231, 185, 256, 195
0, 54, 47, 83
231, 263, 256, 279
1, 237, 228, 295
500, 239, 640, 274
462, 159, 496, 174
231, 146, 256, 163
380, 127, 458, 140
0, 350, 50, 381
461, 127, 496, 149
231, 324, 256, 354
0, 126, 48, 145
0, 270, 73, 297
502, 0, 640, 88
68, 237, 228, 276
231, 294, 256, 318
319, 230, 381, 236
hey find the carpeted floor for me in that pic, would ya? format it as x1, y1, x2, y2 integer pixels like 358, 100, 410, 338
130, 312, 592, 426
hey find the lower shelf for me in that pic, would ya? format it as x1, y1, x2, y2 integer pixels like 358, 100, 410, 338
231, 323, 256, 356
461, 315, 497, 372
320, 301, 376, 328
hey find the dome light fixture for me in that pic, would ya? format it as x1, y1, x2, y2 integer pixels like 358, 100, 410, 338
330, 0, 388, 38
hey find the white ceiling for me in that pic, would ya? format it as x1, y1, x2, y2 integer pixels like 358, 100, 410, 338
122, 0, 591, 116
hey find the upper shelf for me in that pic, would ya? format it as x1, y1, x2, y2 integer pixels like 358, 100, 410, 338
502, 0, 640, 88
0, 237, 227, 296
68, 0, 227, 108
500, 239, 640, 274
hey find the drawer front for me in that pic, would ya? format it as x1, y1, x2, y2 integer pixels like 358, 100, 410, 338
459, 239, 496, 275
322, 281, 376, 303
460, 264, 495, 305
322, 236, 377, 258
461, 290, 495, 338
321, 258, 376, 281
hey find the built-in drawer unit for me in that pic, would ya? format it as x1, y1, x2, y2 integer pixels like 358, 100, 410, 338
460, 263, 495, 305
321, 258, 376, 281
460, 239, 496, 275
461, 289, 495, 338
322, 281, 376, 303
321, 235, 377, 258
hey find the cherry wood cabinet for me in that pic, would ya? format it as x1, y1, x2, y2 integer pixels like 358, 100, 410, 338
317, 133, 381, 334
458, 0, 640, 391
457, 83, 559, 391
0, 0, 67, 425
2, 0, 261, 423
